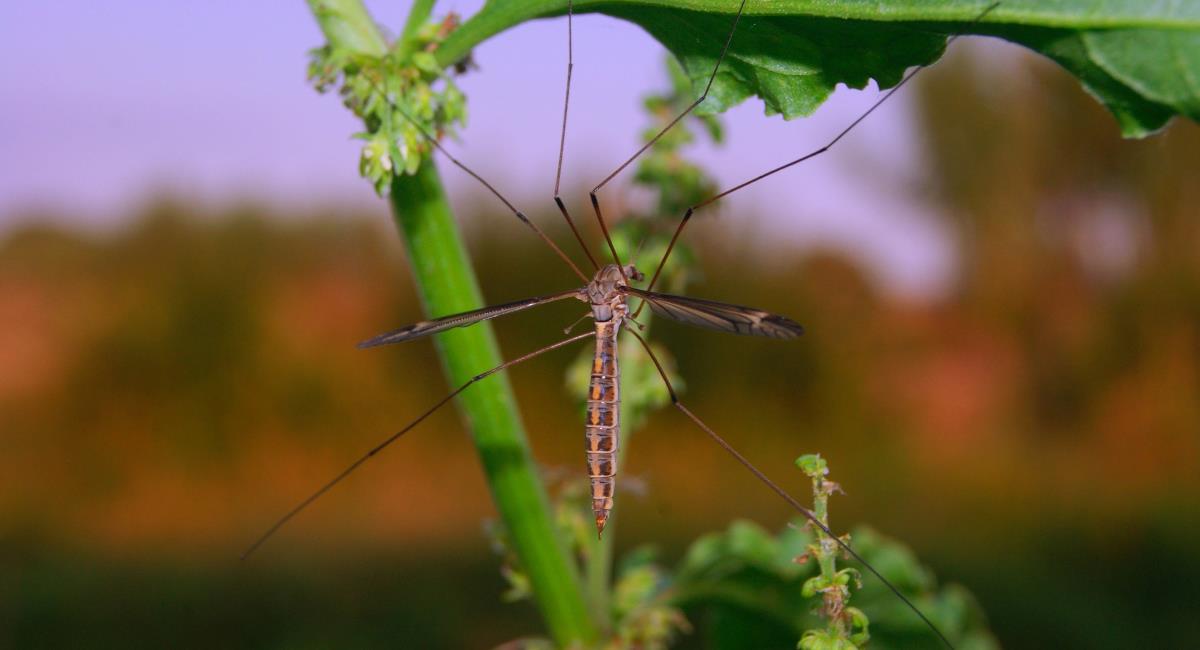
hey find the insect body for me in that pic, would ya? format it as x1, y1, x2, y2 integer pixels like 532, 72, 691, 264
582, 263, 636, 535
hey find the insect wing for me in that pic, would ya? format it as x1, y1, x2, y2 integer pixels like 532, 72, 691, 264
358, 290, 581, 348
624, 288, 804, 339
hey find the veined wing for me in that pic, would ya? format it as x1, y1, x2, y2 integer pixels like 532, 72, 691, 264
358, 289, 582, 348
623, 287, 804, 339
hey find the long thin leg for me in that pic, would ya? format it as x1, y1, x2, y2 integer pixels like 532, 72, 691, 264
589, 191, 627, 282
552, 0, 601, 271
364, 78, 591, 284
242, 331, 596, 559
552, 0, 575, 197
637, 2, 1001, 305
624, 328, 955, 650
588, 0, 750, 285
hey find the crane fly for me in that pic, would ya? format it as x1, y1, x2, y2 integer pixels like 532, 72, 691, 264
247, 1, 1001, 647
358, 263, 804, 534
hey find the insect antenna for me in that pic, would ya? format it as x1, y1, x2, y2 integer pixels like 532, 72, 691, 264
587, 0, 749, 285
552, 0, 601, 272
625, 328, 956, 649
637, 1, 1002, 305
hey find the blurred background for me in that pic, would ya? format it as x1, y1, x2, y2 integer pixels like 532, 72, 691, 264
2, 2, 1198, 648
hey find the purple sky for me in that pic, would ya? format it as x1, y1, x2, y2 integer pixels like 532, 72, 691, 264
0, 1, 1015, 297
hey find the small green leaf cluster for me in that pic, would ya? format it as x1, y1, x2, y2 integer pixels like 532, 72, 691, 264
307, 17, 466, 194
662, 462, 999, 649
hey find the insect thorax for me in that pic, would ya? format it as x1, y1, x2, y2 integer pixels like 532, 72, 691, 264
586, 263, 639, 322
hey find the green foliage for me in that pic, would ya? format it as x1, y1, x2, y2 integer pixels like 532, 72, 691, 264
308, 17, 466, 194
610, 549, 692, 649
515, 453, 996, 649
489, 449, 1000, 648
436, 0, 1200, 137
671, 523, 996, 648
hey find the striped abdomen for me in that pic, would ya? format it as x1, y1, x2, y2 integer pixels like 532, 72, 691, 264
585, 319, 621, 536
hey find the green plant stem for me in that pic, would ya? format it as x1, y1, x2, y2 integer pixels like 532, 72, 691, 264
811, 475, 835, 581
307, 0, 598, 644
810, 477, 847, 638
397, 0, 436, 57
390, 162, 597, 645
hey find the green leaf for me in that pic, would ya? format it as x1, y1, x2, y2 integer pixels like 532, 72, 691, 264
437, 0, 1200, 138
998, 27, 1175, 136
796, 453, 828, 477
600, 4, 949, 119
